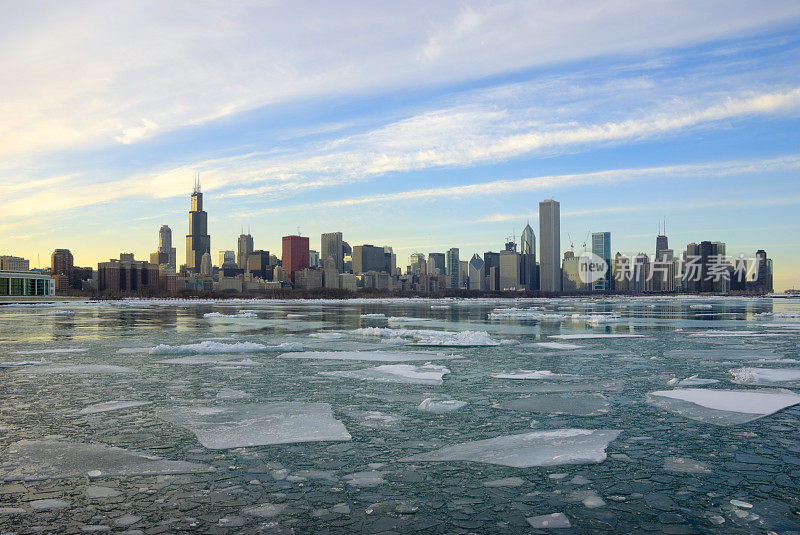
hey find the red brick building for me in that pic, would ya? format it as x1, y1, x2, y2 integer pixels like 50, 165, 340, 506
282, 235, 309, 284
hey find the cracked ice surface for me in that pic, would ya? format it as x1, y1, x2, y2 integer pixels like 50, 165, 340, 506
158, 402, 351, 449
402, 429, 621, 467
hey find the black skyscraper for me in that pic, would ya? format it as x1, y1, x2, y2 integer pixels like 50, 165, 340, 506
186, 174, 211, 273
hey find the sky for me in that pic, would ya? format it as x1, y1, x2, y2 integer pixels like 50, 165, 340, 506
1, 1, 799, 290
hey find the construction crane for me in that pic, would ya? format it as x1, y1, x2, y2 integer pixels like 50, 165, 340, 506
567, 233, 575, 253
582, 232, 590, 252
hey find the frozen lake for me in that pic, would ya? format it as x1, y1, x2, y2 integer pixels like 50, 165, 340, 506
1, 296, 799, 533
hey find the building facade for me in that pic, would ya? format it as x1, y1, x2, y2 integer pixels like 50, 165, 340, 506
282, 235, 310, 283
353, 244, 386, 274
186, 177, 211, 273
591, 232, 612, 291
445, 248, 459, 288
51, 249, 74, 275
0, 255, 29, 272
237, 233, 254, 270
0, 271, 55, 296
98, 255, 159, 294
539, 199, 561, 292
320, 232, 344, 272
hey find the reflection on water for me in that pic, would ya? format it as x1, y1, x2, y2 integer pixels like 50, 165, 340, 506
1, 296, 799, 533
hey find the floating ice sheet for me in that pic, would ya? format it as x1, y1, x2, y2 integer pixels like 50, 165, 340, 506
527, 512, 571, 529
16, 364, 135, 375
402, 429, 620, 467
418, 397, 468, 413
647, 388, 800, 425
665, 349, 777, 361
730, 367, 800, 386
79, 401, 151, 414
353, 327, 509, 346
678, 375, 719, 386
663, 456, 711, 474
158, 402, 351, 449
689, 330, 784, 338
500, 394, 610, 416
204, 312, 257, 318
157, 355, 262, 366
491, 370, 578, 380
309, 332, 344, 339
321, 363, 450, 385
488, 309, 566, 321
320, 363, 450, 385
0, 360, 47, 368
278, 350, 460, 362
0, 440, 214, 481
549, 334, 643, 340
11, 348, 87, 355
150, 341, 268, 354
535, 342, 584, 350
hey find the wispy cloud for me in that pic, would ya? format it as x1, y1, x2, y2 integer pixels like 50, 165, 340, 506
1, 1, 799, 159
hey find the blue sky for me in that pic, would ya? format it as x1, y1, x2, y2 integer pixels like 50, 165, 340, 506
1, 1, 799, 289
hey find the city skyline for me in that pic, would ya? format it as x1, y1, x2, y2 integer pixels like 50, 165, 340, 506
1, 3, 799, 290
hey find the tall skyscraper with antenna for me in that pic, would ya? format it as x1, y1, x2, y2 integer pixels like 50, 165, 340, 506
655, 219, 669, 260
186, 173, 211, 273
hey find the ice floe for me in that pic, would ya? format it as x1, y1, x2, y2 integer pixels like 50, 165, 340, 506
647, 388, 800, 425
484, 476, 525, 487
11, 348, 87, 355
16, 364, 135, 375
663, 456, 711, 474
690, 304, 713, 309
216, 388, 252, 400
158, 402, 351, 449
666, 349, 777, 361
535, 342, 584, 350
488, 309, 566, 321
286, 313, 308, 318
0, 440, 214, 481
689, 330, 783, 338
343, 471, 385, 487
309, 332, 344, 339
678, 375, 720, 386
527, 512, 571, 529
418, 397, 468, 413
360, 313, 386, 318
321, 363, 450, 385
242, 503, 287, 518
730, 367, 800, 386
0, 360, 47, 368
402, 429, 620, 467
353, 327, 509, 346
491, 370, 578, 380
278, 350, 460, 362
79, 401, 151, 415
157, 355, 262, 366
500, 393, 610, 416
549, 333, 644, 339
203, 311, 257, 318
149, 340, 302, 354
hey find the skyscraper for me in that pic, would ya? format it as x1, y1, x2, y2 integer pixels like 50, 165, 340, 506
237, 233, 254, 270
468, 254, 485, 290
520, 223, 535, 258
520, 222, 537, 290
151, 225, 177, 270
51, 249, 74, 275
427, 253, 445, 275
591, 232, 611, 291
282, 235, 309, 283
321, 232, 344, 272
186, 175, 210, 273
539, 199, 561, 292
352, 244, 386, 274
445, 248, 459, 288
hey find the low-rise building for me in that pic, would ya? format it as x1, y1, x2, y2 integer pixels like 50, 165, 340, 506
0, 271, 55, 296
